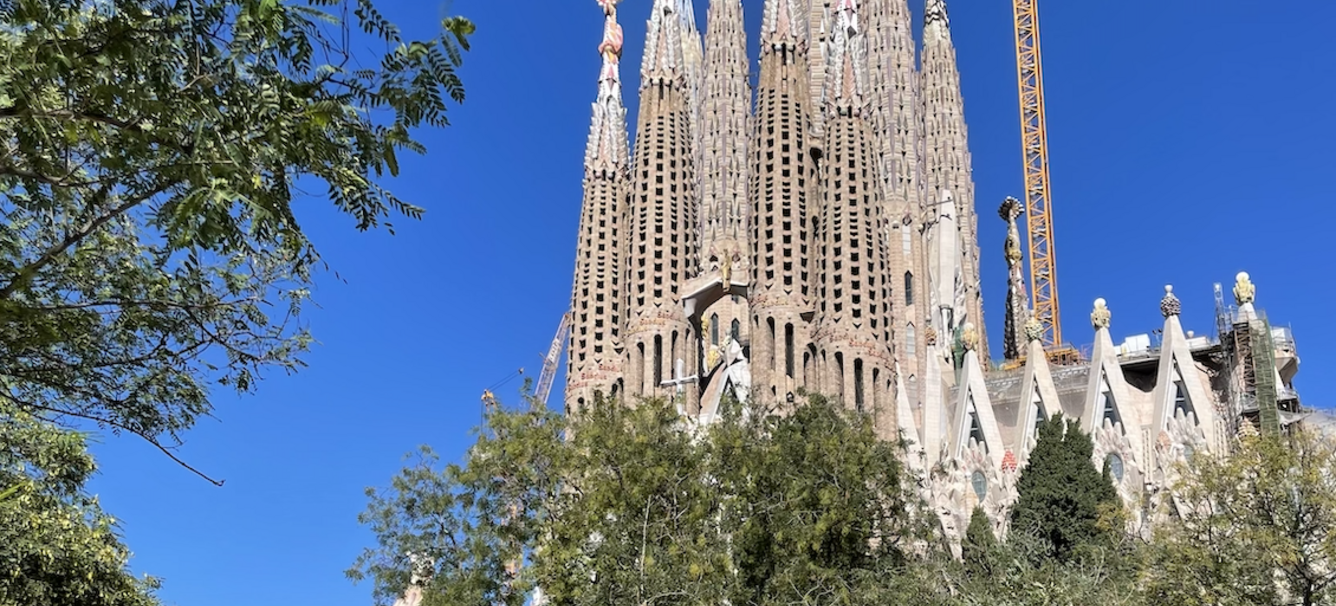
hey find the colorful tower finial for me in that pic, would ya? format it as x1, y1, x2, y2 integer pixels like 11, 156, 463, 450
585, 0, 628, 173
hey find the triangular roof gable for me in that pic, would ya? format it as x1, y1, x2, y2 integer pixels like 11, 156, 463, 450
1152, 313, 1219, 452
952, 349, 1005, 467
1082, 321, 1147, 469
1017, 339, 1062, 448
893, 362, 925, 475
921, 346, 949, 466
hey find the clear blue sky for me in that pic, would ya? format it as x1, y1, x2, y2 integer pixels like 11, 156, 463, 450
88, 1, 1336, 604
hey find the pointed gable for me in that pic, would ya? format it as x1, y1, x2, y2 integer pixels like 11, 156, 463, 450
1151, 287, 1220, 453
1082, 299, 1145, 459
951, 346, 1004, 467
1017, 338, 1061, 448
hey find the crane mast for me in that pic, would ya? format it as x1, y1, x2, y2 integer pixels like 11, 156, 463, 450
1011, 0, 1062, 349
534, 312, 571, 407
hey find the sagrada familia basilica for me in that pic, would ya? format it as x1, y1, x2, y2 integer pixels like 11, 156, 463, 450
563, 0, 1307, 536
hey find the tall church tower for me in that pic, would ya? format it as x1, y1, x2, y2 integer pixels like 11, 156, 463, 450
697, 0, 751, 362
921, 0, 988, 360
622, 0, 700, 407
749, 0, 815, 406
567, 0, 630, 412
863, 0, 929, 406
811, 0, 897, 434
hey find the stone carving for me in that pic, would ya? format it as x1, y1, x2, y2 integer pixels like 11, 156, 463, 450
959, 322, 979, 351
1090, 298, 1112, 330
1159, 285, 1181, 318
999, 197, 1024, 266
1092, 420, 1145, 531
1024, 316, 1044, 342
1233, 271, 1255, 306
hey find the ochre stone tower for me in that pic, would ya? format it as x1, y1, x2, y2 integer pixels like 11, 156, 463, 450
566, 0, 630, 412
622, 0, 700, 405
749, 0, 814, 406
566, 0, 988, 418
810, 0, 897, 433
697, 0, 751, 367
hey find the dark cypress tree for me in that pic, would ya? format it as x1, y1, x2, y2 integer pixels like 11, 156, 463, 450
1009, 414, 1119, 563
961, 507, 997, 579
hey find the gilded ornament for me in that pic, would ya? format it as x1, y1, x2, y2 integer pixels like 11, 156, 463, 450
960, 322, 979, 352
1090, 298, 1112, 330
1233, 272, 1255, 306
1160, 285, 1181, 318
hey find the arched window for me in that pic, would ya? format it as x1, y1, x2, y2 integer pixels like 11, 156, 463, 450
730, 319, 741, 342
905, 323, 917, 357
904, 272, 914, 306
710, 313, 720, 346
901, 226, 912, 256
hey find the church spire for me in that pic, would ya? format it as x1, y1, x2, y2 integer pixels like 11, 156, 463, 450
642, 0, 686, 82
823, 0, 868, 108
748, 0, 814, 407
585, 0, 629, 174
567, 0, 631, 411
921, 0, 988, 361
762, 0, 806, 47
699, 0, 749, 255
1000, 197, 1029, 361
622, 0, 700, 407
812, 0, 897, 436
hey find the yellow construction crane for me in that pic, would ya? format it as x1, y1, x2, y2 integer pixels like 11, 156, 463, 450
1011, 0, 1064, 353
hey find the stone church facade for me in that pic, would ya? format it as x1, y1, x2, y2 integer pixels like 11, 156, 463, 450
565, 0, 1306, 535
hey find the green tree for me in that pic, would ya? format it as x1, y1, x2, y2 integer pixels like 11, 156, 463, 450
715, 394, 919, 606
0, 399, 159, 606
961, 507, 996, 580
0, 0, 473, 482
348, 397, 566, 606
352, 394, 928, 606
941, 529, 1140, 606
1009, 414, 1120, 563
1143, 427, 1336, 606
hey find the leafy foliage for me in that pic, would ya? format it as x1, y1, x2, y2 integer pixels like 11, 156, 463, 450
1143, 427, 1336, 606
0, 399, 159, 606
0, 0, 473, 479
347, 398, 565, 606
1009, 414, 1119, 563
352, 394, 926, 606
961, 507, 996, 580
353, 395, 1336, 606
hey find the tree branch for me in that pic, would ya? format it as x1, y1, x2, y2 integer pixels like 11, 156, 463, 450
0, 180, 172, 299
4, 395, 225, 486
